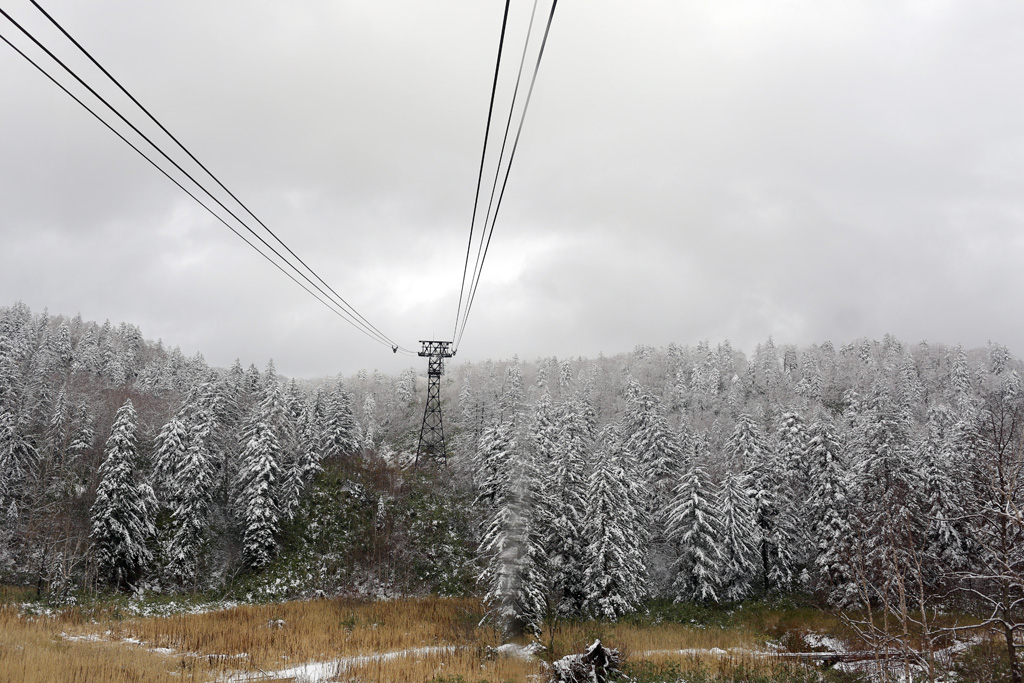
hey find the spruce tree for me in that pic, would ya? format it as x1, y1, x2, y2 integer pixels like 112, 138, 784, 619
726, 413, 766, 470
622, 380, 683, 506
279, 404, 323, 522
583, 427, 647, 620
234, 420, 281, 570
152, 417, 189, 501
667, 461, 723, 603
322, 381, 360, 458
90, 399, 156, 589
545, 393, 591, 616
743, 429, 796, 593
777, 411, 813, 575
166, 429, 215, 588
805, 420, 852, 599
718, 471, 758, 601
478, 439, 547, 638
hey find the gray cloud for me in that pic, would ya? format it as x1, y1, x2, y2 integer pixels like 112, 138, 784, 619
2, 0, 1023, 378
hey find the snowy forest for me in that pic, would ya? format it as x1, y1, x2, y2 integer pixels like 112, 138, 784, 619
1, 300, 1023, 668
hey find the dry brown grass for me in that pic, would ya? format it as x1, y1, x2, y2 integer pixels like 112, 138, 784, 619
88, 597, 497, 669
333, 647, 540, 682
6, 593, 975, 682
1, 596, 546, 682
542, 617, 761, 659
0, 605, 209, 682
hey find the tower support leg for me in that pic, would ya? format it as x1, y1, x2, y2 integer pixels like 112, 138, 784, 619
416, 341, 453, 467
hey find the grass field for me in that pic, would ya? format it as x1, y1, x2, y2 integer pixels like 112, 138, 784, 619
0, 589, 991, 682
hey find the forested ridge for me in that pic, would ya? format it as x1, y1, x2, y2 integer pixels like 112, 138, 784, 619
1, 300, 1023, 669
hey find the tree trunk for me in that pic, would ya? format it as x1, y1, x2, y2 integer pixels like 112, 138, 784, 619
1006, 623, 1022, 683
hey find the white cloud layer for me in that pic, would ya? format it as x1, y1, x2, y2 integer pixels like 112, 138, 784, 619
1, 0, 1022, 377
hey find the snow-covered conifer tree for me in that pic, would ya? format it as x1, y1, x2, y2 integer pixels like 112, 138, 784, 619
474, 376, 528, 502
950, 345, 974, 413
743, 428, 796, 592
622, 380, 683, 504
805, 420, 851, 599
361, 393, 378, 450
499, 360, 524, 422
90, 399, 156, 589
777, 412, 810, 502
919, 408, 967, 581
166, 427, 215, 588
0, 408, 38, 508
322, 381, 360, 457
726, 413, 765, 470
667, 460, 723, 603
583, 426, 647, 620
689, 341, 720, 413
717, 471, 757, 601
152, 417, 189, 500
848, 391, 924, 603
474, 419, 519, 506
234, 419, 282, 569
279, 405, 323, 522
478, 437, 547, 638
544, 393, 591, 616
777, 411, 813, 572
529, 392, 559, 466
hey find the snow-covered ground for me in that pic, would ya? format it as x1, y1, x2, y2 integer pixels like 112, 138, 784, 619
491, 642, 545, 660
802, 631, 846, 652
60, 629, 464, 683
58, 622, 985, 683
218, 646, 460, 683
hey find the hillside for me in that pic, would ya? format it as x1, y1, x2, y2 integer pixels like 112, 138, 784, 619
2, 300, 1024, 679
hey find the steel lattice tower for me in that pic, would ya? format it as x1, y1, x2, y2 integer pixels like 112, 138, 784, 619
416, 340, 454, 467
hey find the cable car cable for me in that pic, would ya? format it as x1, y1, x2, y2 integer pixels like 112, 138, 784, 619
24, 0, 408, 354
452, 0, 512, 344
0, 8, 408, 352
456, 0, 541, 349
455, 0, 558, 351
0, 30, 400, 352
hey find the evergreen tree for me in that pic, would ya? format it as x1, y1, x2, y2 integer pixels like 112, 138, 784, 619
667, 461, 723, 603
726, 413, 766, 470
529, 392, 559, 467
234, 419, 281, 569
690, 341, 720, 413
950, 345, 974, 413
279, 404, 323, 522
0, 408, 38, 509
152, 417, 189, 500
743, 429, 796, 592
777, 411, 813, 573
544, 393, 591, 616
920, 408, 967, 580
718, 471, 758, 601
848, 391, 924, 603
322, 381, 360, 458
166, 427, 215, 588
805, 420, 851, 599
777, 411, 811, 502
623, 380, 684, 505
474, 378, 527, 503
478, 439, 547, 638
90, 399, 156, 589
583, 427, 647, 620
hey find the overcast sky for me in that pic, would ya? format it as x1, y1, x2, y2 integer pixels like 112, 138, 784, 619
2, 0, 1023, 379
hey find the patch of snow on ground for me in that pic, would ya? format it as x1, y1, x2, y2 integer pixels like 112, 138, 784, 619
493, 642, 544, 660
219, 645, 461, 683
803, 632, 846, 652
60, 632, 105, 643
640, 648, 738, 658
